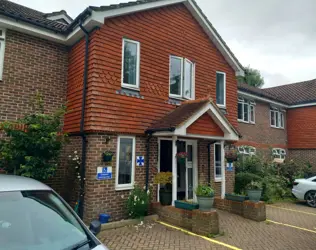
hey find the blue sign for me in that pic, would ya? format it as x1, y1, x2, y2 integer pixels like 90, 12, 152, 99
136, 156, 145, 167
96, 167, 112, 180
226, 162, 233, 172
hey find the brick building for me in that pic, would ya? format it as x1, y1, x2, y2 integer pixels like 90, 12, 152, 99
0, 0, 315, 223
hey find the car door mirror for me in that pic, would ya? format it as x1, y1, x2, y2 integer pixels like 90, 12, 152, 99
89, 220, 101, 236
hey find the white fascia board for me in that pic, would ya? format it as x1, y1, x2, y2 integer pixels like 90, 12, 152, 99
185, 0, 244, 76
288, 102, 316, 109
238, 90, 289, 108
46, 14, 73, 24
92, 0, 186, 23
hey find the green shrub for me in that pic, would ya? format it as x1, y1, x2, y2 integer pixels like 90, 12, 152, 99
235, 172, 262, 194
195, 184, 214, 197
127, 185, 152, 219
261, 175, 291, 202
235, 155, 265, 175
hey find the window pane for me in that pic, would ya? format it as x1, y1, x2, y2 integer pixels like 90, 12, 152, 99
275, 111, 280, 127
118, 138, 133, 185
184, 60, 193, 99
244, 103, 249, 122
187, 145, 193, 162
170, 57, 182, 95
215, 144, 222, 178
216, 73, 225, 105
123, 41, 138, 86
238, 102, 243, 120
250, 105, 255, 122
280, 113, 284, 127
188, 168, 193, 199
271, 111, 275, 126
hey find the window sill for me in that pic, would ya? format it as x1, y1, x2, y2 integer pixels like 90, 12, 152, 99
238, 120, 255, 125
214, 178, 222, 183
270, 126, 284, 130
115, 185, 134, 191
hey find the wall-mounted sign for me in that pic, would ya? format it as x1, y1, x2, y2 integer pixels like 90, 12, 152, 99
96, 166, 112, 180
136, 156, 145, 167
226, 162, 233, 172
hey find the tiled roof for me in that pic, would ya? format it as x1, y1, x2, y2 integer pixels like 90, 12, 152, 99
238, 79, 316, 106
263, 79, 316, 105
0, 0, 69, 32
147, 98, 210, 132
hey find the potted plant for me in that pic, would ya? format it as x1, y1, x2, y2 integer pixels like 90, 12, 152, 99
102, 151, 113, 162
174, 200, 199, 211
246, 181, 263, 202
225, 192, 249, 202
154, 172, 172, 206
176, 152, 187, 164
195, 184, 215, 211
225, 149, 238, 163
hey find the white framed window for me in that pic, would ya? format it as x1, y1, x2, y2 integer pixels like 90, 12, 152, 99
214, 143, 222, 182
216, 72, 226, 107
115, 136, 136, 190
238, 145, 256, 155
121, 38, 140, 89
238, 97, 255, 123
0, 28, 6, 80
270, 107, 285, 129
272, 148, 286, 160
169, 56, 195, 100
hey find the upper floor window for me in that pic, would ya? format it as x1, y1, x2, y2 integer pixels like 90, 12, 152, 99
238, 145, 256, 155
0, 28, 6, 80
216, 72, 226, 107
270, 107, 284, 129
169, 56, 195, 99
238, 97, 255, 123
272, 148, 286, 160
122, 38, 140, 89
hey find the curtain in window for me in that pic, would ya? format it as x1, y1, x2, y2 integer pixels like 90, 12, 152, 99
123, 41, 137, 86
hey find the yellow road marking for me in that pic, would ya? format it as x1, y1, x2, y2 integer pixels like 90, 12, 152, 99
267, 205, 316, 216
266, 219, 316, 234
157, 221, 242, 250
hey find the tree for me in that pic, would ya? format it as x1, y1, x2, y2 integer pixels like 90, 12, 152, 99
237, 66, 265, 88
0, 93, 67, 180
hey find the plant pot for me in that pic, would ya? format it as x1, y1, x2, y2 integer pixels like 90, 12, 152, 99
174, 200, 199, 210
159, 189, 172, 206
196, 196, 214, 211
226, 158, 236, 163
177, 157, 186, 165
246, 189, 262, 202
225, 193, 249, 202
102, 154, 113, 162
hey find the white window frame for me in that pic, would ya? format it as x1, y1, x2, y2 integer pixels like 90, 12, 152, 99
214, 142, 222, 182
272, 148, 286, 160
238, 145, 256, 155
270, 107, 285, 129
121, 38, 140, 90
238, 97, 255, 124
0, 28, 6, 81
216, 71, 226, 108
169, 56, 195, 100
115, 135, 136, 191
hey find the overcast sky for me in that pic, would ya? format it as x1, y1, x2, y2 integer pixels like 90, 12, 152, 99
11, 0, 316, 88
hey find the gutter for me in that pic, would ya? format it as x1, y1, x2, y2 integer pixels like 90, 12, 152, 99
78, 21, 89, 219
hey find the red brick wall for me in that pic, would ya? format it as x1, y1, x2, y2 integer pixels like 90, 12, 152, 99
289, 149, 316, 172
237, 100, 287, 150
0, 30, 68, 121
64, 3, 238, 134
187, 113, 224, 136
287, 106, 316, 149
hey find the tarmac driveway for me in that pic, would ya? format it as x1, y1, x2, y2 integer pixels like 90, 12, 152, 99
100, 201, 316, 250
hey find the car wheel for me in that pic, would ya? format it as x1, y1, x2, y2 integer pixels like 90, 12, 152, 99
305, 191, 316, 208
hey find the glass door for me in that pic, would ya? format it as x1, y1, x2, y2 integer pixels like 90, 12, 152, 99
186, 143, 194, 200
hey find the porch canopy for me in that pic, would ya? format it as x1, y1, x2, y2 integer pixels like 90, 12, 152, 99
146, 97, 240, 141
146, 97, 240, 203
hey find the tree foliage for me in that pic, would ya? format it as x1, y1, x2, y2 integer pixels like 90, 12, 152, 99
238, 66, 265, 88
0, 93, 67, 180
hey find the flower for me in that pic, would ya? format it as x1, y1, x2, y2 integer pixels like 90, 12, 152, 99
121, 195, 124, 199
147, 190, 150, 195
68, 155, 72, 158
74, 151, 77, 154
141, 201, 144, 204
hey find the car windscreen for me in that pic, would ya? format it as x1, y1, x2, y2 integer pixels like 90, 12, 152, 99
0, 190, 90, 250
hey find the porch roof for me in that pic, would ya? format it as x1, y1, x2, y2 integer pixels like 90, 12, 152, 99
146, 97, 240, 141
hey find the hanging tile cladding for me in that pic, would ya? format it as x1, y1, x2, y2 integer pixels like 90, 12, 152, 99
64, 3, 238, 134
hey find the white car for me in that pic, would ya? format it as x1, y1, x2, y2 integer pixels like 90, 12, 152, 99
292, 176, 316, 207
0, 174, 108, 250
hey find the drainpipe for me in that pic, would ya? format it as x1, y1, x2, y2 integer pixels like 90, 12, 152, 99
207, 143, 211, 185
145, 134, 152, 191
78, 21, 89, 219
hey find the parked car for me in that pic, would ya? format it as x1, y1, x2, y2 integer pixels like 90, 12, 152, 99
292, 176, 316, 207
0, 174, 108, 250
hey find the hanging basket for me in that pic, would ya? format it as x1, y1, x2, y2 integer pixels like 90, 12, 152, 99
102, 154, 113, 162
177, 157, 186, 164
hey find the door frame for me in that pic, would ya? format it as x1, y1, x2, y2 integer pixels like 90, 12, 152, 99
157, 138, 198, 203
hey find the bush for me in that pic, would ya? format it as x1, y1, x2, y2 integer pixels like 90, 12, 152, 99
261, 175, 291, 202
127, 185, 152, 219
195, 184, 214, 197
235, 155, 265, 175
235, 172, 262, 194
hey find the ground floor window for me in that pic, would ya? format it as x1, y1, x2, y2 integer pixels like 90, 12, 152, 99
214, 143, 222, 182
272, 148, 286, 160
238, 145, 256, 155
115, 136, 135, 190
